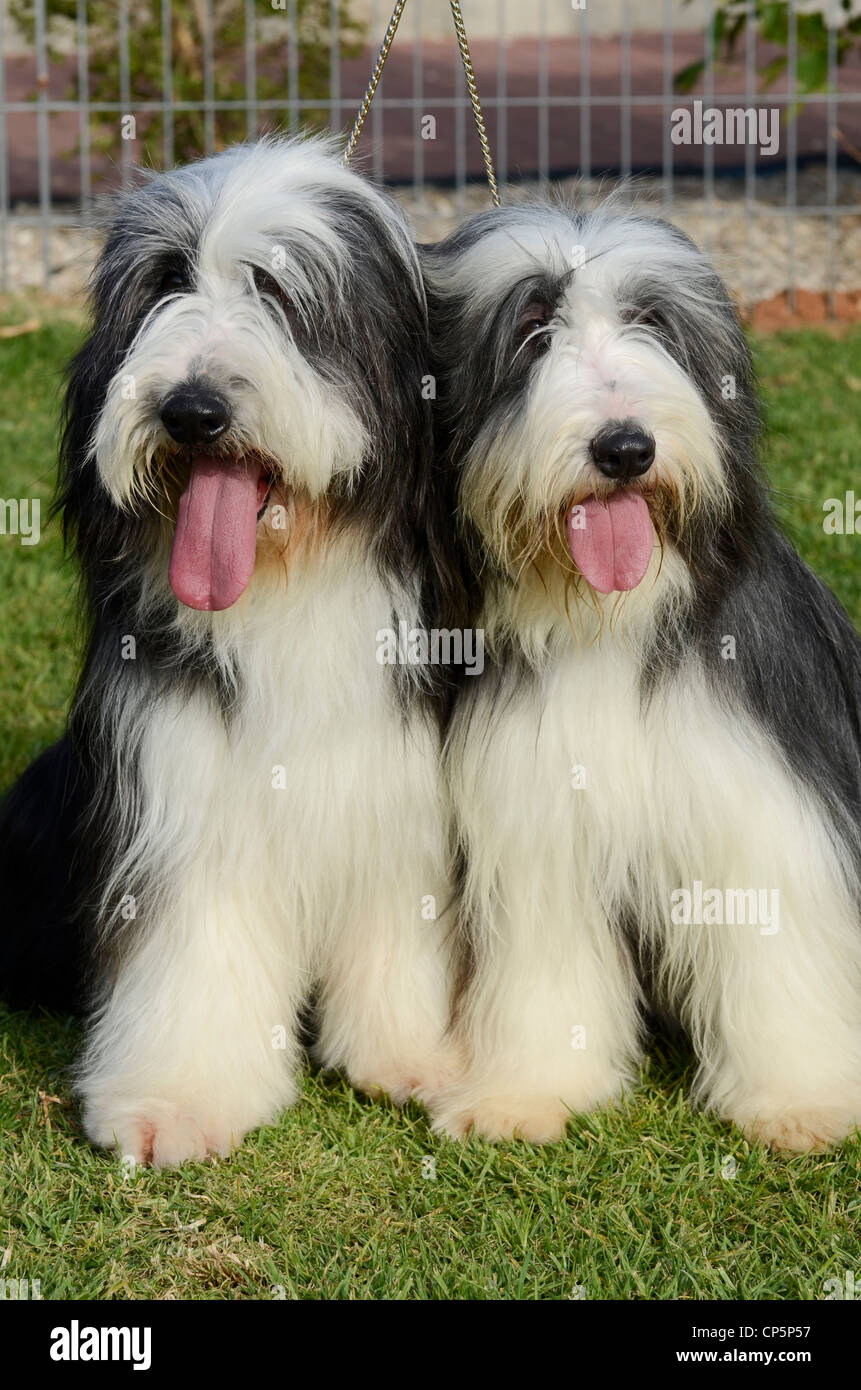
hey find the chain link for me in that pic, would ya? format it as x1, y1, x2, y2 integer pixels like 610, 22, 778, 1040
341, 0, 500, 209
342, 0, 409, 169
449, 0, 500, 207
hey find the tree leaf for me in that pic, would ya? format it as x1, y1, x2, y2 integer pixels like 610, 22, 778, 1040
674, 60, 706, 94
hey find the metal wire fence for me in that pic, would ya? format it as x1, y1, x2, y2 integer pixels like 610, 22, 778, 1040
0, 0, 859, 313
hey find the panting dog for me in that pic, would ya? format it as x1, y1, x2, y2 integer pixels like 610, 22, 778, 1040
0, 138, 462, 1166
423, 204, 861, 1152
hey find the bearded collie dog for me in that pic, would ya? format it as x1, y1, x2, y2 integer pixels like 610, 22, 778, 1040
422, 204, 861, 1153
0, 137, 462, 1166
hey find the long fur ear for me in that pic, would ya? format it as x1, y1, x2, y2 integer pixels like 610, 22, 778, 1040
420, 244, 506, 643
56, 321, 138, 600
54, 165, 208, 602
55, 176, 183, 616
319, 193, 470, 689
57, 315, 213, 705
53, 324, 207, 994
57, 260, 237, 838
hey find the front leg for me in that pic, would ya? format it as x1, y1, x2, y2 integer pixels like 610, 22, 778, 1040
660, 757, 861, 1154
313, 722, 460, 1107
80, 868, 304, 1167
683, 887, 861, 1154
314, 868, 460, 1106
430, 886, 643, 1143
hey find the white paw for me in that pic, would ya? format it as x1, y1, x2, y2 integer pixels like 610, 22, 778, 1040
410, 1043, 468, 1105
734, 1104, 860, 1154
83, 1096, 248, 1168
349, 1041, 467, 1107
431, 1091, 573, 1143
350, 1070, 415, 1104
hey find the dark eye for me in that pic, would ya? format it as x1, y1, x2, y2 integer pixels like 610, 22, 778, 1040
516, 300, 553, 355
253, 267, 295, 317
158, 263, 189, 296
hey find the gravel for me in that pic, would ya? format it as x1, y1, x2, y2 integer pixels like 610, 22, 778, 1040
3, 164, 860, 309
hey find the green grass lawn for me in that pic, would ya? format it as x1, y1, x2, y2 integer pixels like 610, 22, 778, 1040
1, 314, 860, 1301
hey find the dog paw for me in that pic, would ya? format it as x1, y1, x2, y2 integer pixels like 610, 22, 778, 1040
83, 1096, 246, 1168
351, 1064, 444, 1107
735, 1105, 859, 1154
351, 1070, 417, 1104
350, 1043, 466, 1107
409, 1042, 469, 1105
431, 1092, 572, 1143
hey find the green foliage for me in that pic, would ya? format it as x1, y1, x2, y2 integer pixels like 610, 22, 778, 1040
9, 0, 366, 166
676, 0, 861, 97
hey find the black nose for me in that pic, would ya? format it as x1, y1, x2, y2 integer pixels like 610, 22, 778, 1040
159, 387, 231, 446
589, 420, 655, 481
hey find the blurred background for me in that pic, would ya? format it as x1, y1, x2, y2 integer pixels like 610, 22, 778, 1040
0, 1, 860, 318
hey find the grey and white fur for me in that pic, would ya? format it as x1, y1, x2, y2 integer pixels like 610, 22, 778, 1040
423, 203, 861, 1152
0, 137, 463, 1166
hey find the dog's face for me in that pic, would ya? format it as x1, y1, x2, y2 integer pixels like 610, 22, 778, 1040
65, 138, 431, 613
425, 206, 759, 600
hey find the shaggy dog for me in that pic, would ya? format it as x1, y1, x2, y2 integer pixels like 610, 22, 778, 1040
423, 204, 861, 1152
0, 137, 461, 1166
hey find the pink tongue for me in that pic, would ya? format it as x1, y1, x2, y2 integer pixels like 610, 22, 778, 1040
169, 453, 263, 611
566, 491, 655, 594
